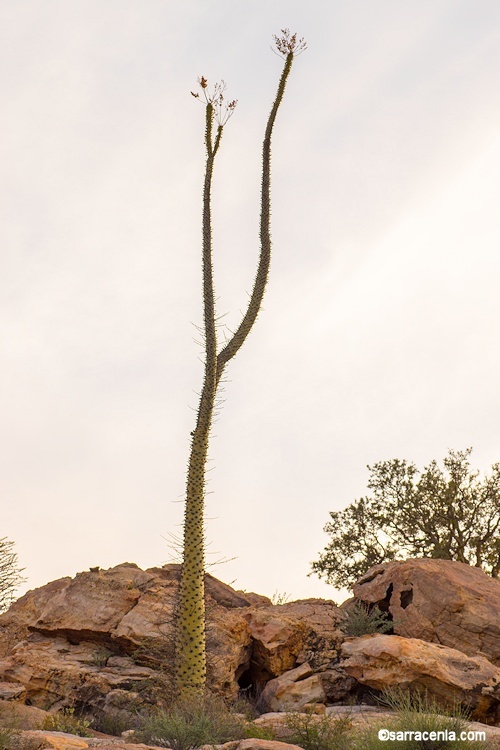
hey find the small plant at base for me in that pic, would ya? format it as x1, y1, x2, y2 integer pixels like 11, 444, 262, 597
42, 708, 93, 737
285, 711, 354, 750
133, 692, 272, 750
350, 687, 489, 750
91, 646, 112, 667
272, 590, 291, 605
227, 692, 260, 721
0, 728, 15, 750
92, 708, 143, 737
0, 706, 32, 750
341, 601, 393, 636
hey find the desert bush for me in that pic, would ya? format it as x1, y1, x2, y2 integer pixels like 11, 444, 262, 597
0, 727, 14, 750
351, 687, 489, 750
227, 691, 261, 720
0, 537, 25, 613
272, 590, 291, 605
91, 646, 112, 667
0, 703, 24, 750
42, 707, 92, 737
285, 710, 354, 750
132, 691, 274, 750
92, 708, 142, 737
341, 601, 392, 636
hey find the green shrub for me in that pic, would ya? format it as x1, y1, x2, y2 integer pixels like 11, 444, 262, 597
341, 601, 392, 636
91, 646, 112, 667
0, 706, 25, 749
0, 727, 14, 750
351, 688, 489, 750
42, 708, 93, 737
133, 692, 273, 750
285, 710, 354, 750
91, 708, 143, 737
226, 692, 260, 721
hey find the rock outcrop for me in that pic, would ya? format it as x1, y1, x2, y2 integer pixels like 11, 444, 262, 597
259, 663, 327, 712
13, 732, 166, 750
0, 635, 160, 712
352, 559, 500, 665
341, 633, 500, 722
0, 564, 343, 713
1, 558, 500, 723
240, 600, 343, 688
253, 709, 500, 747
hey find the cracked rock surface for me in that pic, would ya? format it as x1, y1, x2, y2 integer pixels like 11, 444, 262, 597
352, 558, 500, 665
0, 563, 343, 711
341, 633, 500, 722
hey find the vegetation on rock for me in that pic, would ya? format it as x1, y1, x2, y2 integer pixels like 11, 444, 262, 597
340, 601, 392, 637
312, 449, 500, 588
132, 692, 274, 750
42, 707, 92, 737
0, 727, 14, 750
0, 537, 25, 613
285, 710, 354, 750
356, 687, 490, 750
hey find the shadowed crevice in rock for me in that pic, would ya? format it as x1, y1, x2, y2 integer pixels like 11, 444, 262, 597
27, 627, 122, 650
236, 638, 274, 695
356, 579, 394, 617
26, 627, 147, 658
359, 583, 395, 631
381, 583, 394, 612
400, 588, 413, 609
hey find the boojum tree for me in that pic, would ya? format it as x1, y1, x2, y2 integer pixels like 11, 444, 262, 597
175, 30, 306, 695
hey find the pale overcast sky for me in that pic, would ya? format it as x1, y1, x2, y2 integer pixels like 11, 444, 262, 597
2, 1, 500, 604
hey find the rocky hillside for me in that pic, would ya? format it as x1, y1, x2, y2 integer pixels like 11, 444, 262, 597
0, 558, 498, 727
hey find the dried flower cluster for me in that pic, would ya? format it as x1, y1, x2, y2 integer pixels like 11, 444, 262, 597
273, 28, 307, 58
191, 77, 237, 126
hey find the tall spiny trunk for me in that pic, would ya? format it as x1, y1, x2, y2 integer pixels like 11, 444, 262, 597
175, 105, 221, 695
175, 35, 302, 696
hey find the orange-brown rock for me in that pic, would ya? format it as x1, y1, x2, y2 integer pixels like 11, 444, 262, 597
16, 733, 165, 750
0, 564, 343, 711
0, 699, 48, 728
200, 741, 303, 750
259, 662, 327, 712
0, 568, 254, 709
352, 559, 500, 665
13, 730, 89, 750
341, 634, 500, 721
2, 636, 163, 712
0, 680, 26, 700
253, 710, 500, 747
241, 599, 343, 687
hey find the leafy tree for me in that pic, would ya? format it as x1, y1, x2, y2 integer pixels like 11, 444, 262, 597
175, 30, 306, 696
311, 449, 500, 589
0, 537, 25, 613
